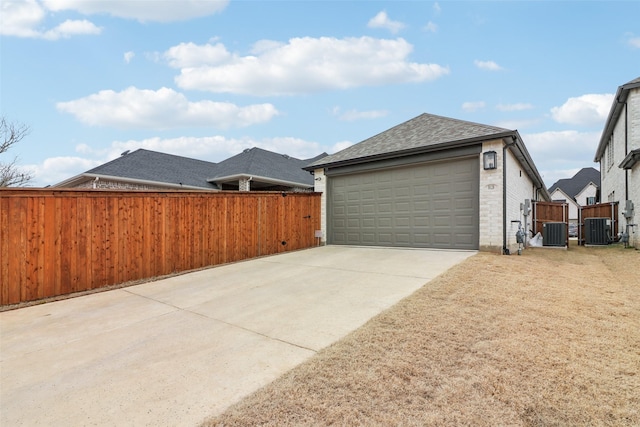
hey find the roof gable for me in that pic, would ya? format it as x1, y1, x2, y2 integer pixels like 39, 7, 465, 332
308, 113, 511, 168
550, 187, 579, 207
208, 147, 327, 187
548, 167, 600, 200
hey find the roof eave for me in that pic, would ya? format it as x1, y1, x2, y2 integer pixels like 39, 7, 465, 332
508, 132, 551, 200
54, 173, 218, 191
619, 148, 640, 170
303, 131, 515, 171
207, 173, 312, 189
594, 79, 640, 162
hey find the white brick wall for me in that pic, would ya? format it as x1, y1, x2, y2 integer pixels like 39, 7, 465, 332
504, 145, 539, 254
313, 168, 327, 244
600, 87, 640, 248
74, 178, 163, 190
478, 140, 504, 252
479, 139, 540, 253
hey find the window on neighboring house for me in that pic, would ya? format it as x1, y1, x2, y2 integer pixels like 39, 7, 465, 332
607, 136, 614, 170
586, 196, 596, 205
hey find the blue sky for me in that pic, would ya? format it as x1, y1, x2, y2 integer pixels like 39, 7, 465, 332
1, 1, 639, 188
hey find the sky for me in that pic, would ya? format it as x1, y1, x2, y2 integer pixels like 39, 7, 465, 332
1, 0, 639, 188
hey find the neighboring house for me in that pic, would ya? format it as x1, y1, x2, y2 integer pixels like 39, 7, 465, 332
54, 149, 219, 190
594, 76, 640, 248
55, 148, 326, 192
208, 147, 327, 191
304, 113, 550, 254
548, 167, 600, 226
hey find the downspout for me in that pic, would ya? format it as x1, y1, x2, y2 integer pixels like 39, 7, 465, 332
503, 136, 517, 254
625, 102, 628, 201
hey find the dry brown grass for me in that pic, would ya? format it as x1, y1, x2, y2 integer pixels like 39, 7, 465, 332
204, 245, 640, 426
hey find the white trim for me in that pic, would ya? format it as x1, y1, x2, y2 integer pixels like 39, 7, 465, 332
53, 173, 218, 191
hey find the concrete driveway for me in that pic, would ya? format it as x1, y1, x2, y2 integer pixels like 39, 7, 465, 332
0, 246, 475, 426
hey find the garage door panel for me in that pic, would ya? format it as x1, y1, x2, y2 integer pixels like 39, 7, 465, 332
329, 157, 478, 249
377, 188, 393, 198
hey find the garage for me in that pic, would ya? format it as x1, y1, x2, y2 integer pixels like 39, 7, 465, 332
305, 113, 551, 253
328, 156, 479, 249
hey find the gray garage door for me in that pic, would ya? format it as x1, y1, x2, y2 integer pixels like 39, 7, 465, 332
328, 157, 479, 249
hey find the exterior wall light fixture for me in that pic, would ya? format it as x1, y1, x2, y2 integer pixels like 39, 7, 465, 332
483, 151, 497, 170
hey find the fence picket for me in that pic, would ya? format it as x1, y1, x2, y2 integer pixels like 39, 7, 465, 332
0, 189, 321, 305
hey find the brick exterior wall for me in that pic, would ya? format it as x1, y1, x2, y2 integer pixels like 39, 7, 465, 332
239, 177, 251, 191
478, 139, 504, 252
599, 86, 640, 248
479, 139, 541, 253
504, 144, 539, 254
73, 178, 166, 191
313, 168, 327, 244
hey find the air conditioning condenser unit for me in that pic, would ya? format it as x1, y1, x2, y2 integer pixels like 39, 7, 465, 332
543, 222, 566, 247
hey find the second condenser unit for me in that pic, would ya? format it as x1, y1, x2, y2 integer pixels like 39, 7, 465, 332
584, 218, 610, 245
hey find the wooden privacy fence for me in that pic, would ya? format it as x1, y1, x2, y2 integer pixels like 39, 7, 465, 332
531, 201, 568, 237
1, 189, 321, 305
579, 202, 618, 245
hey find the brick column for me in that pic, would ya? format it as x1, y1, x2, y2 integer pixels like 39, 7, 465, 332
239, 177, 251, 191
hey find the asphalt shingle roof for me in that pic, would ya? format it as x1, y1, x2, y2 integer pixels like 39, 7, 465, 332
87, 149, 218, 189
307, 113, 511, 168
548, 167, 600, 199
208, 147, 327, 187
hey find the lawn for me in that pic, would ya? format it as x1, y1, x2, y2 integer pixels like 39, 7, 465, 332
204, 245, 639, 426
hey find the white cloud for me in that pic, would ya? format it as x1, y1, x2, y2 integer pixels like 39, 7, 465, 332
433, 2, 442, 14
30, 134, 328, 187
522, 130, 601, 187
172, 37, 449, 96
27, 156, 102, 186
496, 103, 533, 112
332, 108, 389, 121
107, 135, 326, 162
627, 33, 640, 48
124, 51, 135, 63
367, 11, 406, 34
42, 19, 102, 40
550, 93, 614, 126
0, 0, 46, 37
474, 60, 503, 71
164, 42, 232, 68
0, 0, 101, 39
462, 101, 485, 112
423, 21, 438, 33
40, 0, 229, 22
331, 140, 355, 153
56, 87, 279, 129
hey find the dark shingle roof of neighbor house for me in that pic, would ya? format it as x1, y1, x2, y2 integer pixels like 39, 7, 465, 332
55, 147, 328, 190
306, 113, 513, 169
208, 147, 327, 188
548, 167, 600, 200
595, 76, 640, 162
81, 149, 219, 190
